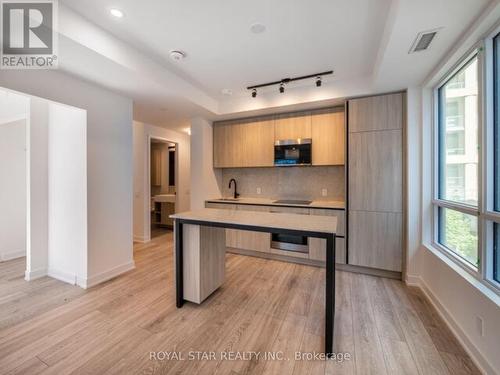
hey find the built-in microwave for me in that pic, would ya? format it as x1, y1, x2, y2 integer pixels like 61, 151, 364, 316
274, 138, 312, 166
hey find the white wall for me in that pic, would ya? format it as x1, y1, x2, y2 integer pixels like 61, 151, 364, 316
27, 98, 49, 279
133, 121, 191, 242
405, 87, 423, 282
0, 119, 27, 261
412, 11, 500, 373
47, 103, 87, 285
0, 70, 134, 288
190, 117, 222, 210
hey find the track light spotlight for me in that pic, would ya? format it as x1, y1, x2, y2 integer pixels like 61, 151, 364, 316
251, 88, 257, 98
279, 83, 285, 94
316, 76, 322, 87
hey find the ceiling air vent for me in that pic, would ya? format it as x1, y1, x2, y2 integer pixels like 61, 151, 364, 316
409, 29, 441, 53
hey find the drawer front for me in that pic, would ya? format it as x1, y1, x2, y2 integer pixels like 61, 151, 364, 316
269, 206, 310, 215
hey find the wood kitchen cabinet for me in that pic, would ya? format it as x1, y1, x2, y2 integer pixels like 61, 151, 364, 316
214, 107, 345, 168
347, 92, 404, 273
311, 108, 345, 166
213, 117, 274, 168
226, 204, 271, 253
274, 112, 311, 140
309, 208, 346, 264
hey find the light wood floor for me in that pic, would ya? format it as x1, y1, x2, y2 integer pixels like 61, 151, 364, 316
0, 232, 480, 375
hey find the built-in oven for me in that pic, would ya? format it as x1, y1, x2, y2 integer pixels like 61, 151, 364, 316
274, 138, 312, 166
271, 233, 309, 253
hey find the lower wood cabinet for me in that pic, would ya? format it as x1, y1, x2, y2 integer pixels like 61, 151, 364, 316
226, 205, 271, 253
205, 202, 346, 264
348, 211, 402, 272
309, 238, 345, 264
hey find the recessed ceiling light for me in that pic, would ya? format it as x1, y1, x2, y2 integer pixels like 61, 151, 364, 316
250, 22, 266, 34
109, 8, 124, 18
221, 89, 233, 96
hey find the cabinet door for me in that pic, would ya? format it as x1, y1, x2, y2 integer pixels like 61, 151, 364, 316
309, 238, 345, 264
348, 93, 403, 133
274, 112, 311, 140
311, 109, 345, 165
348, 211, 402, 272
240, 118, 274, 167
213, 118, 274, 168
226, 205, 270, 252
213, 122, 236, 168
309, 209, 346, 264
349, 130, 402, 212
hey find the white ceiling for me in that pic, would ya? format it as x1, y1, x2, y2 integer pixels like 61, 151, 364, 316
58, 0, 495, 131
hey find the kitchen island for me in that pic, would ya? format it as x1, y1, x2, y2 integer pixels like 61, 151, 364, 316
170, 208, 338, 355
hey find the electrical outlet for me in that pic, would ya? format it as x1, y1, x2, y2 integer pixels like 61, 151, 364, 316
321, 188, 328, 197
476, 316, 484, 337
256, 187, 262, 195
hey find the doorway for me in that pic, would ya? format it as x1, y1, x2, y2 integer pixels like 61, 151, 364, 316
149, 137, 177, 239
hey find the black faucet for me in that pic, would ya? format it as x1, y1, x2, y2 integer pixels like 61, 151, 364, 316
228, 178, 240, 199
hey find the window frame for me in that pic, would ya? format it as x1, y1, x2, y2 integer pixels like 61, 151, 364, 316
432, 28, 500, 293
432, 47, 482, 276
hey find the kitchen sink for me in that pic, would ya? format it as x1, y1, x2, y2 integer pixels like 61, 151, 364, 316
217, 198, 240, 201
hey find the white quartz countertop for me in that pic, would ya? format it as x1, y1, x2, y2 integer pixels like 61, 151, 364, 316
170, 208, 338, 234
206, 197, 345, 210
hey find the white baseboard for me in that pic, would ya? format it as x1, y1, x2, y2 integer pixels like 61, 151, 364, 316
78, 260, 135, 289
0, 249, 25, 261
133, 235, 149, 243
47, 268, 77, 285
25, 268, 47, 281
417, 277, 495, 375
405, 273, 421, 286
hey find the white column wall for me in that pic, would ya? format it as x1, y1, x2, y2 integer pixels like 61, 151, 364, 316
47, 103, 87, 285
0, 119, 27, 261
26, 97, 49, 280
190, 117, 222, 210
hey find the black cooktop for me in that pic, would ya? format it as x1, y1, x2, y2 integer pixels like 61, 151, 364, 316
273, 199, 312, 205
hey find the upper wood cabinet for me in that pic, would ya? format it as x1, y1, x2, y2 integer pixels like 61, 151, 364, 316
213, 107, 345, 168
348, 93, 403, 133
311, 109, 345, 166
274, 112, 311, 140
213, 118, 274, 168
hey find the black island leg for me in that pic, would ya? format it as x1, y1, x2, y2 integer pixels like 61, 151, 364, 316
175, 220, 184, 308
325, 234, 336, 356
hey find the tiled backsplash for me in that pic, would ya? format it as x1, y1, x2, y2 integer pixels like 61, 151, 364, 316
221, 166, 345, 201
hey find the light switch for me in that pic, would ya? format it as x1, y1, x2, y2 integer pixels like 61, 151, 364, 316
321, 188, 328, 197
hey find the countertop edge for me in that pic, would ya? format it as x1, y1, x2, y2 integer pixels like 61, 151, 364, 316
205, 199, 345, 210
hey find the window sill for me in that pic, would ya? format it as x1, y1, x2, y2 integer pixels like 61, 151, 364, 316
422, 243, 500, 307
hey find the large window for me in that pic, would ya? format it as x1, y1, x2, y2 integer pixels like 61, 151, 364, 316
436, 54, 479, 267
433, 30, 500, 292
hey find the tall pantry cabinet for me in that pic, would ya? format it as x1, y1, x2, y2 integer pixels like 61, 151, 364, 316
347, 93, 404, 273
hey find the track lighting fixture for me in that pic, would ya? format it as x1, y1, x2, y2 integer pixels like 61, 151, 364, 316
247, 70, 332, 98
